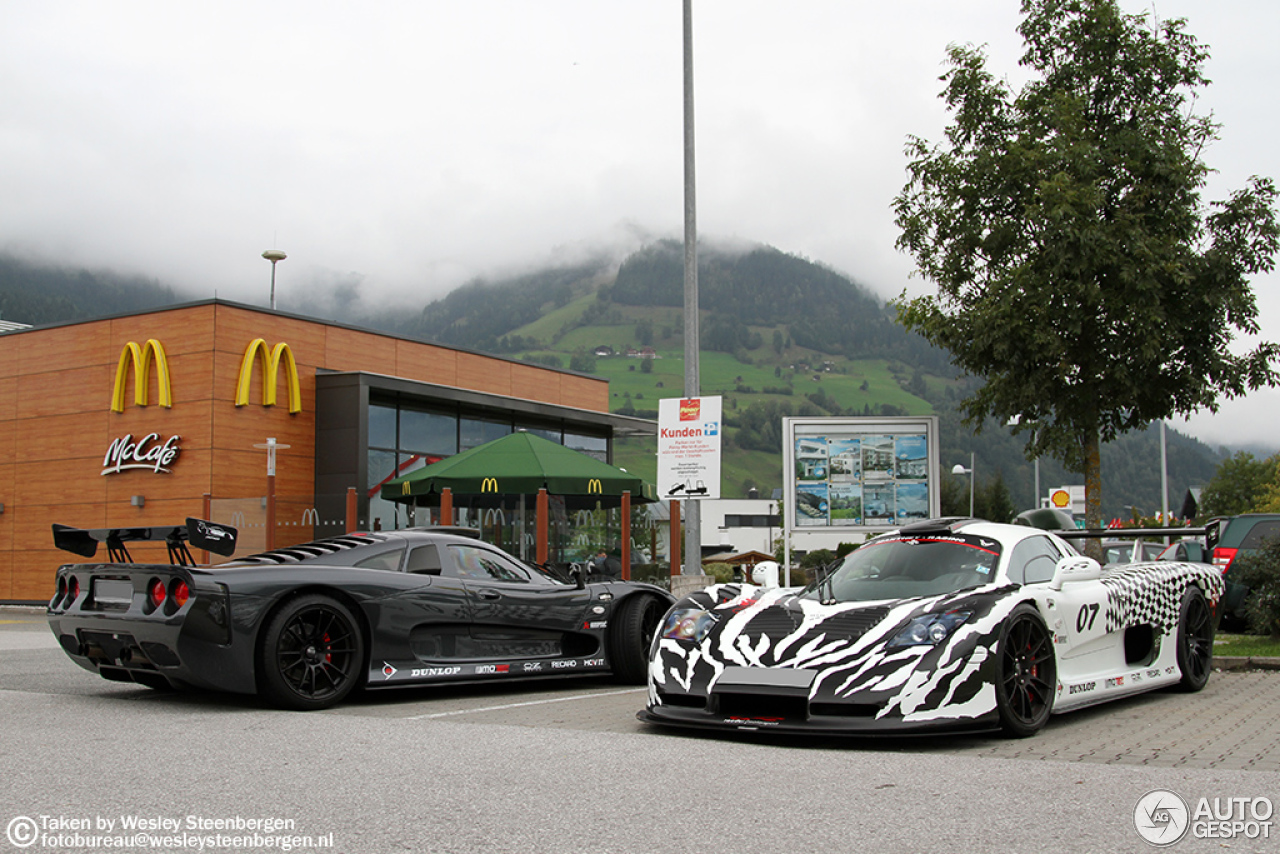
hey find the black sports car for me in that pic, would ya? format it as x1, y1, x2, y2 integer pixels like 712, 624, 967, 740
46, 519, 672, 710
640, 518, 1221, 737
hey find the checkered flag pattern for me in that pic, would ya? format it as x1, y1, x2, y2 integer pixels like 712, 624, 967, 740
1100, 563, 1223, 634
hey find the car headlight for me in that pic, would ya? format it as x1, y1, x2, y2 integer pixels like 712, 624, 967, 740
661, 608, 717, 644
888, 610, 972, 648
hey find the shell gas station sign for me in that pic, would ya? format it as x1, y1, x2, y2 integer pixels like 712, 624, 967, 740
1049, 485, 1085, 515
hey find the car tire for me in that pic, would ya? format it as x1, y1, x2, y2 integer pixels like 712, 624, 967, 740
258, 593, 365, 711
609, 595, 664, 685
1174, 585, 1214, 693
995, 603, 1056, 738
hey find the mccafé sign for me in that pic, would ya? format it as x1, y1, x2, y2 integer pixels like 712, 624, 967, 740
105, 337, 302, 475
102, 432, 181, 476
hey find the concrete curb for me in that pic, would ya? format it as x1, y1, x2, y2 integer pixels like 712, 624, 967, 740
1213, 655, 1280, 671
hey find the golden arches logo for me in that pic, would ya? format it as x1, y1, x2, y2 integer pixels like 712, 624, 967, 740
235, 339, 301, 414
402, 481, 412, 496
481, 477, 499, 493
111, 339, 172, 412
587, 479, 603, 494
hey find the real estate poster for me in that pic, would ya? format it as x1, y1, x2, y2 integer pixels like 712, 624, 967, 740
783, 416, 940, 534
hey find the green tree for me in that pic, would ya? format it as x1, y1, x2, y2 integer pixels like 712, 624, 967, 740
1199, 451, 1275, 517
894, 0, 1279, 544
981, 472, 1017, 524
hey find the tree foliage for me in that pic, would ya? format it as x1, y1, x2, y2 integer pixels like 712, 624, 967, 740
1198, 451, 1276, 517
894, 0, 1279, 533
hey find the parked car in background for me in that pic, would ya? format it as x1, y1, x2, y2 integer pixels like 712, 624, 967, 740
1100, 539, 1165, 566
1204, 514, 1280, 630
1157, 539, 1208, 564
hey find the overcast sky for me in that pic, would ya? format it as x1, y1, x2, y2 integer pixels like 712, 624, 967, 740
2, 1, 1278, 450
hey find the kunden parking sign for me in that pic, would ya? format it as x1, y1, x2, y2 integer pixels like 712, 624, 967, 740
657, 396, 722, 500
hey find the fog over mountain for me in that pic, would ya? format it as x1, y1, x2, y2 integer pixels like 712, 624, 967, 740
2, 1, 1278, 446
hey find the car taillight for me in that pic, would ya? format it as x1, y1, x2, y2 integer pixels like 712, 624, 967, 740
148, 578, 167, 609
171, 579, 190, 608
69, 576, 80, 601
1212, 547, 1237, 573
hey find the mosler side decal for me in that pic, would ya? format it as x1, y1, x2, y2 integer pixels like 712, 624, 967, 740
236, 339, 302, 413
111, 340, 172, 412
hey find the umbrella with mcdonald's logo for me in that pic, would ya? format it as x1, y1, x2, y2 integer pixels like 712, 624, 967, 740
380, 431, 656, 507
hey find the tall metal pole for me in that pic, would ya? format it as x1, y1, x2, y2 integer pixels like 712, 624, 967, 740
969, 452, 975, 517
263, 249, 286, 311
681, 0, 702, 578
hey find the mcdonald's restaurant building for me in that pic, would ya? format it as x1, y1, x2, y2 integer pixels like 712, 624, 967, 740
0, 299, 655, 603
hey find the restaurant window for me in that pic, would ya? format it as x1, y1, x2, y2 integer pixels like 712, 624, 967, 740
460, 415, 511, 451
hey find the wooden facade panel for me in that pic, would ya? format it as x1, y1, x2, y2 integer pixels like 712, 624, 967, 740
394, 341, 458, 386
13, 324, 114, 376
14, 459, 110, 506
456, 352, 511, 397
164, 351, 217, 406
109, 308, 217, 357
0, 342, 14, 379
510, 362, 560, 405
0, 406, 14, 466
210, 404, 315, 456
14, 412, 112, 463
0, 384, 14, 458
215, 306, 330, 359
558, 373, 610, 411
101, 400, 214, 459
11, 551, 54, 603
323, 326, 398, 373
207, 448, 314, 500
15, 365, 111, 419
104, 462, 212, 504
0, 551, 11, 602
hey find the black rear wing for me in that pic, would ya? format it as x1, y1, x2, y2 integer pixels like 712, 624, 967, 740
52, 518, 239, 566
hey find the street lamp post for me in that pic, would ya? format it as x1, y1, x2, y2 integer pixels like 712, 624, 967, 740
254, 437, 291, 550
952, 453, 975, 517
262, 249, 287, 311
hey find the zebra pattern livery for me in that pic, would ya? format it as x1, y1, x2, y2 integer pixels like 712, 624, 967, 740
645, 556, 1223, 735
649, 582, 1022, 731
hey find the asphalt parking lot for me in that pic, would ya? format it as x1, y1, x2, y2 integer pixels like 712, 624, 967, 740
3, 607, 1278, 853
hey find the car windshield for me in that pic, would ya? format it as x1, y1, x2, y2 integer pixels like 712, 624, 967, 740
802, 533, 1001, 604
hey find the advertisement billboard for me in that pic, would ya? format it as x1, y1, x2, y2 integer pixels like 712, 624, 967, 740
783, 416, 940, 534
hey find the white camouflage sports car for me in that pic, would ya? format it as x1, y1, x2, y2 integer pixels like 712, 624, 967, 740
639, 518, 1221, 737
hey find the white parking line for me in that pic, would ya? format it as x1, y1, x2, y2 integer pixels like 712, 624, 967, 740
406, 687, 644, 720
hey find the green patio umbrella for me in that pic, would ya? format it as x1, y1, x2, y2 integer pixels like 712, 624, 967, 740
380, 431, 656, 507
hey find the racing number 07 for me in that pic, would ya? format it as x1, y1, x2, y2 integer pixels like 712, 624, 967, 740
1076, 603, 1100, 633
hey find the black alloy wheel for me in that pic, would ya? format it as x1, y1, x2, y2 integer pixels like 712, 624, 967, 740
1175, 586, 1214, 692
259, 593, 365, 711
609, 595, 665, 684
995, 604, 1056, 738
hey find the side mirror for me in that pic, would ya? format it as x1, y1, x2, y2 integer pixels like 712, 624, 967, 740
1049, 555, 1102, 591
751, 560, 781, 588
571, 564, 587, 590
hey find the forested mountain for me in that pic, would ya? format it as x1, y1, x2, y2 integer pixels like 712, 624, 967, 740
0, 242, 1236, 519
0, 254, 177, 325
609, 241, 951, 371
